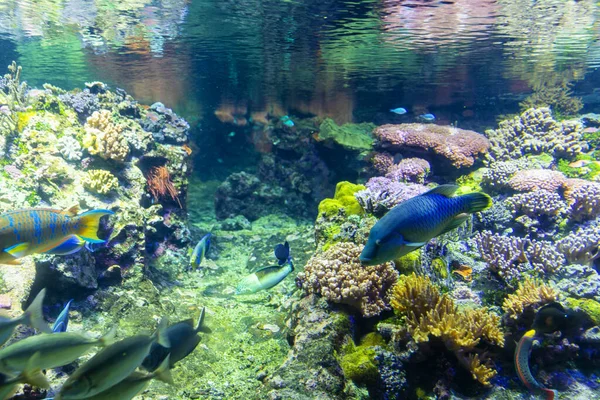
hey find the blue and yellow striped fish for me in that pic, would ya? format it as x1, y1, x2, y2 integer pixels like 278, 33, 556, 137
0, 206, 114, 265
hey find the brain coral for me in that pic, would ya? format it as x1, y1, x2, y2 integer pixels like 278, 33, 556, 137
373, 123, 490, 168
83, 109, 129, 162
295, 242, 398, 317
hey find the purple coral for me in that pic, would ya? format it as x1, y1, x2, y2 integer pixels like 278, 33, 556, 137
385, 157, 430, 183
59, 89, 99, 120
556, 218, 600, 265
354, 177, 428, 215
373, 123, 490, 168
564, 179, 600, 221
371, 152, 394, 174
505, 190, 567, 218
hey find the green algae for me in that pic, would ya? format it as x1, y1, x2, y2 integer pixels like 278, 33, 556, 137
317, 181, 366, 218
317, 118, 375, 151
565, 297, 600, 325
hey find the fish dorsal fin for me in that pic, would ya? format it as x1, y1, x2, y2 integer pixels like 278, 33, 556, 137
195, 307, 205, 333
424, 184, 459, 198
439, 213, 469, 235
61, 204, 80, 216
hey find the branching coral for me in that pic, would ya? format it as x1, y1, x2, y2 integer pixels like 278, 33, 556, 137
505, 190, 567, 218
83, 110, 129, 162
556, 218, 600, 265
82, 169, 119, 195
485, 108, 587, 162
295, 242, 398, 317
389, 273, 504, 385
502, 278, 559, 320
374, 123, 490, 168
563, 179, 600, 221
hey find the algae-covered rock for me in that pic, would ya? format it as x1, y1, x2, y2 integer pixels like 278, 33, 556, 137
565, 297, 600, 325
317, 118, 375, 151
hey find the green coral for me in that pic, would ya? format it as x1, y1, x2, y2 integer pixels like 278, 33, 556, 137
394, 249, 422, 275
83, 169, 119, 195
317, 118, 375, 151
340, 344, 379, 384
317, 181, 366, 217
565, 298, 600, 326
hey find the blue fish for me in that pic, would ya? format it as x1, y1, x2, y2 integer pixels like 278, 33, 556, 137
190, 233, 211, 270
274, 241, 290, 265
52, 299, 73, 333
360, 185, 491, 266
418, 113, 436, 121
280, 115, 294, 127
390, 107, 407, 115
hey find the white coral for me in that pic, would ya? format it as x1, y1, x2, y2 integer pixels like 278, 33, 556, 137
56, 136, 82, 161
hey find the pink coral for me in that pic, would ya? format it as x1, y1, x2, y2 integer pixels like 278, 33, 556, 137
507, 169, 566, 192
295, 242, 398, 317
371, 152, 394, 174
385, 157, 430, 183
374, 123, 490, 168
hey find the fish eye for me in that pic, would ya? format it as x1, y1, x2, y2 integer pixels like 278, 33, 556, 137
375, 239, 381, 246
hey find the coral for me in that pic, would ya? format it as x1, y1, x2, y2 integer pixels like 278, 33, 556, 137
0, 61, 27, 110
501, 278, 559, 320
389, 273, 504, 385
485, 108, 587, 162
58, 89, 100, 120
55, 135, 82, 161
82, 169, 119, 195
374, 123, 490, 168
140, 102, 190, 145
473, 231, 565, 284
519, 81, 583, 117
340, 346, 379, 384
466, 354, 496, 387
556, 219, 600, 265
507, 169, 566, 192
555, 264, 600, 302
385, 157, 430, 183
563, 179, 600, 221
354, 177, 428, 216
83, 110, 130, 162
505, 190, 567, 218
296, 242, 398, 317
317, 118, 375, 151
146, 166, 181, 207
480, 158, 536, 190
371, 152, 394, 174
564, 298, 600, 326
317, 181, 365, 218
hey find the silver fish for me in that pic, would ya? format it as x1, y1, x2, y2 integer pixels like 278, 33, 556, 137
236, 261, 294, 295
0, 289, 50, 346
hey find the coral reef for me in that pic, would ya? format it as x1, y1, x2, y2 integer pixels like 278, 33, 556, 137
55, 135, 82, 161
82, 169, 119, 195
507, 169, 566, 192
563, 179, 600, 221
354, 177, 428, 216
501, 278, 559, 320
556, 218, 600, 265
385, 157, 430, 184
317, 181, 365, 218
296, 242, 398, 317
374, 123, 490, 168
83, 109, 130, 162
555, 264, 600, 302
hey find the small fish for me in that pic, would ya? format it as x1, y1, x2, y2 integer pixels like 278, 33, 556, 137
71, 355, 173, 400
280, 115, 294, 127
0, 353, 49, 400
360, 185, 492, 265
52, 299, 73, 333
274, 241, 290, 265
0, 327, 114, 375
142, 307, 211, 371
451, 265, 473, 282
568, 159, 592, 168
515, 329, 558, 400
0, 206, 114, 265
390, 107, 407, 115
56, 319, 170, 400
236, 260, 294, 295
531, 302, 570, 334
0, 289, 50, 346
189, 233, 211, 270
418, 113, 436, 121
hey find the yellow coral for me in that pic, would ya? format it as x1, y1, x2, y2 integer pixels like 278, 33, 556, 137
502, 278, 559, 319
83, 169, 119, 195
466, 354, 496, 386
317, 181, 366, 217
83, 110, 129, 162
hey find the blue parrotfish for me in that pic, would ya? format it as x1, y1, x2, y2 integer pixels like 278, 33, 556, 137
52, 299, 74, 333
0, 206, 114, 265
236, 242, 294, 295
0, 289, 51, 346
190, 233, 211, 270
417, 113, 436, 121
390, 107, 407, 115
359, 185, 492, 265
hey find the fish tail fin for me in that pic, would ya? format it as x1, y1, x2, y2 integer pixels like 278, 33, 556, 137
99, 326, 117, 346
21, 352, 50, 388
461, 192, 492, 213
75, 209, 114, 243
153, 354, 174, 385
195, 307, 212, 334
24, 289, 51, 333
543, 389, 558, 400
155, 317, 171, 348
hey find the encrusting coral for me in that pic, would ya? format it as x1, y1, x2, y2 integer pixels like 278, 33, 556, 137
295, 242, 398, 317
317, 181, 365, 218
83, 109, 130, 161
389, 273, 504, 385
501, 278, 559, 320
82, 169, 119, 195
507, 169, 566, 192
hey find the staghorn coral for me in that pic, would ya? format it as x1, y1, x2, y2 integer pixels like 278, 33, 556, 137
485, 108, 587, 162
295, 242, 398, 317
374, 123, 490, 168
83, 109, 129, 162
354, 177, 428, 216
505, 190, 567, 218
502, 278, 559, 320
385, 157, 430, 184
473, 231, 564, 284
389, 273, 504, 385
556, 218, 600, 265
507, 169, 566, 192
82, 169, 119, 195
55, 135, 82, 161
563, 179, 600, 221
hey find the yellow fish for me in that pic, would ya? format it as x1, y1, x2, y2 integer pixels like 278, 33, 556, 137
0, 206, 114, 265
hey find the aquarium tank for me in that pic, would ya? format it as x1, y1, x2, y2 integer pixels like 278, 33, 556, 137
0, 0, 600, 399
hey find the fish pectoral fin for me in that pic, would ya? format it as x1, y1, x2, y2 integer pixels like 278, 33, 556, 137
424, 184, 459, 198
4, 242, 31, 258
60, 204, 80, 217
439, 213, 470, 235
44, 235, 86, 255
404, 241, 427, 248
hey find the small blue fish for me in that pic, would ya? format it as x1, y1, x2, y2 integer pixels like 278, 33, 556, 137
52, 299, 73, 333
418, 113, 436, 122
360, 185, 491, 265
190, 233, 211, 270
390, 107, 407, 115
280, 115, 294, 127
274, 241, 290, 265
